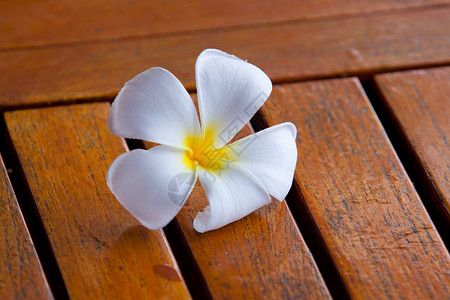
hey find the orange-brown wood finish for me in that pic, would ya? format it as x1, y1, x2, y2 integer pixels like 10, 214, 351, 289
260, 79, 450, 299
0, 155, 52, 300
375, 67, 450, 224
151, 124, 331, 299
1, 0, 448, 49
5, 103, 191, 299
1, 8, 450, 108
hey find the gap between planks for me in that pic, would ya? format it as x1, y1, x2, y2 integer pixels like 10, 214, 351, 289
139, 102, 332, 298
259, 78, 449, 299
1, 62, 449, 113
1, 73, 448, 298
1, 104, 329, 298
1, 3, 449, 53
125, 138, 212, 300
2, 70, 448, 254
1, 7, 450, 109
250, 114, 352, 300
361, 79, 449, 248
0, 115, 70, 299
5, 103, 193, 299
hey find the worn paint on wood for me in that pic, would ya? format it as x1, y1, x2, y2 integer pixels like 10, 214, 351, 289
0, 155, 52, 300
1, 8, 450, 108
5, 103, 191, 299
260, 79, 450, 299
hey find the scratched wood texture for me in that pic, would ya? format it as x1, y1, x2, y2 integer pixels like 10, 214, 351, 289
260, 78, 450, 299
0, 155, 53, 300
375, 67, 450, 226
1, 0, 447, 49
5, 103, 191, 300
1, 8, 450, 108
144, 123, 331, 299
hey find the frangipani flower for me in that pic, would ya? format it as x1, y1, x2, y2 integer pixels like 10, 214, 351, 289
107, 49, 297, 233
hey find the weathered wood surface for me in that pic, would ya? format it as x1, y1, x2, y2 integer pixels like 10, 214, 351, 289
151, 124, 332, 299
260, 78, 450, 299
5, 103, 191, 299
1, 0, 447, 49
0, 154, 52, 300
1, 8, 450, 108
375, 67, 450, 225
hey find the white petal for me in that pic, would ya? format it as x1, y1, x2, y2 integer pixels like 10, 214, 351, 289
195, 49, 272, 147
194, 163, 271, 233
107, 146, 197, 230
108, 67, 200, 148
225, 122, 297, 201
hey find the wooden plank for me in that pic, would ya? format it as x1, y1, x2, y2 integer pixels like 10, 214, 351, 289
147, 124, 332, 299
5, 103, 191, 299
0, 0, 448, 50
1, 8, 449, 109
374, 67, 450, 225
260, 78, 450, 299
0, 154, 52, 299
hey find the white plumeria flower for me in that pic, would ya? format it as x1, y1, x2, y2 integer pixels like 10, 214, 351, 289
107, 49, 297, 233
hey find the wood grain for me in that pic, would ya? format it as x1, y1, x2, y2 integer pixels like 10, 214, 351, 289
0, 0, 447, 49
0, 154, 52, 299
375, 67, 450, 225
143, 96, 331, 298
152, 124, 331, 299
1, 8, 450, 108
260, 79, 450, 299
5, 103, 191, 299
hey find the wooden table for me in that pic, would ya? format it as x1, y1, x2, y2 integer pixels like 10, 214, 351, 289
1, 1, 449, 299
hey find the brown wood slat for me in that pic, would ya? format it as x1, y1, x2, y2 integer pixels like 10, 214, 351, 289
1, 0, 448, 50
375, 67, 450, 225
1, 8, 450, 109
260, 78, 450, 299
153, 124, 331, 299
0, 155, 52, 300
5, 103, 191, 299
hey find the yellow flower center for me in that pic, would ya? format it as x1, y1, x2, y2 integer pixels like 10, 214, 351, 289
184, 128, 230, 172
